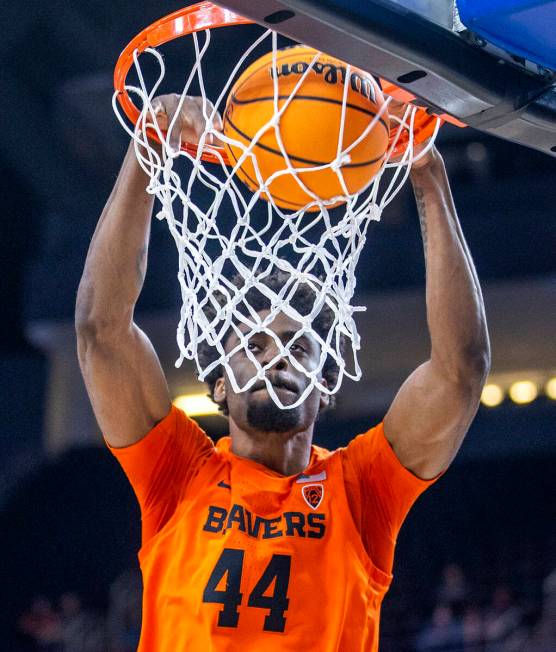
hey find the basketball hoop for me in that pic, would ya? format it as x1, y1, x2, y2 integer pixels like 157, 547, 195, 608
114, 3, 462, 163
112, 2, 454, 409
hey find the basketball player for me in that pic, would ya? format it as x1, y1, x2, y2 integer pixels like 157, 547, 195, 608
76, 94, 490, 650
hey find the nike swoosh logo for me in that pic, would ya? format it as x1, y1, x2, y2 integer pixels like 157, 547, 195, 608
217, 480, 231, 490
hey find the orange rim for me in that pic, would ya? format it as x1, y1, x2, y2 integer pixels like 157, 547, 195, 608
379, 80, 466, 158
114, 2, 465, 165
114, 2, 250, 165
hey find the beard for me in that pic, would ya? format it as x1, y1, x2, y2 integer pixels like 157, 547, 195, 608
246, 396, 302, 433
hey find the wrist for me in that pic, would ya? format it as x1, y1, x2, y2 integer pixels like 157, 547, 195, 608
410, 145, 442, 175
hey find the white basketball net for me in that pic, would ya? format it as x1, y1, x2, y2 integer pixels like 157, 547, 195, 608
113, 27, 440, 409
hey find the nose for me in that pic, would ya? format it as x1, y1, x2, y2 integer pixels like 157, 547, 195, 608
261, 339, 288, 371
271, 356, 288, 371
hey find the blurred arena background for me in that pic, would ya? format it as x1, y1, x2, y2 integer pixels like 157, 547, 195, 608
1, 1, 555, 650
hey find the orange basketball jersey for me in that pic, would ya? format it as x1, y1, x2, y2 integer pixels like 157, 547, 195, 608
108, 406, 438, 651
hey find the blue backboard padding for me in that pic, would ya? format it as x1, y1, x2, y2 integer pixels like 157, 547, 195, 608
457, 0, 556, 70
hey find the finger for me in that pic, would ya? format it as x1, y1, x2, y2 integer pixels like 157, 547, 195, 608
149, 99, 165, 133
154, 111, 169, 131
386, 96, 406, 115
203, 98, 223, 131
151, 100, 176, 150
167, 103, 186, 152
167, 123, 183, 152
190, 111, 207, 144
200, 99, 224, 145
211, 109, 224, 136
208, 109, 225, 147
151, 95, 180, 151
188, 97, 209, 143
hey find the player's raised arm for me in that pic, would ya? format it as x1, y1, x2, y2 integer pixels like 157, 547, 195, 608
383, 145, 491, 480
75, 95, 215, 448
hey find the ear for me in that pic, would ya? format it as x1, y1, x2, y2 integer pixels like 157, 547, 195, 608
213, 375, 226, 405
318, 377, 330, 411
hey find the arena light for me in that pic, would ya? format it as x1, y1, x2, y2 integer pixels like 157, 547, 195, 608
481, 383, 504, 407
466, 141, 487, 163
545, 377, 556, 400
508, 380, 538, 405
173, 393, 220, 416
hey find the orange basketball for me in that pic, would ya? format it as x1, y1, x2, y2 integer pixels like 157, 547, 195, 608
223, 46, 390, 211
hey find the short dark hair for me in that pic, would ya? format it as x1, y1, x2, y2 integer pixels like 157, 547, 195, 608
197, 269, 346, 415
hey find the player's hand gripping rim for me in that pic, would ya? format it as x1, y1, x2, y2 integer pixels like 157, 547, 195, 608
387, 98, 439, 170
151, 94, 224, 154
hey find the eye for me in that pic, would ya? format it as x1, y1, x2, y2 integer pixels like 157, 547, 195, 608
246, 341, 261, 352
290, 343, 306, 354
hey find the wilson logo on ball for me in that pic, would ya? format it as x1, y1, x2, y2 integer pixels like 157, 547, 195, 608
271, 60, 378, 102
222, 45, 389, 211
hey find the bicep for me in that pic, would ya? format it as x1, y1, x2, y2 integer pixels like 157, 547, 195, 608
77, 322, 172, 447
384, 360, 482, 479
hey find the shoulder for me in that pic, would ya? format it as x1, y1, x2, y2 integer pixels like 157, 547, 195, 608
107, 405, 215, 470
341, 421, 443, 494
311, 442, 334, 462
339, 422, 385, 467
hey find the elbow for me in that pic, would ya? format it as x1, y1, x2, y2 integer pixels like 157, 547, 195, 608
75, 294, 90, 333
456, 345, 491, 400
468, 340, 491, 379
461, 343, 491, 387
479, 347, 491, 378
472, 352, 490, 398
75, 314, 131, 344
75, 276, 95, 334
75, 309, 102, 343
475, 330, 491, 379
435, 342, 491, 389
75, 300, 131, 343
459, 322, 492, 383
75, 282, 132, 340
75, 297, 93, 338
75, 292, 101, 340
75, 314, 99, 341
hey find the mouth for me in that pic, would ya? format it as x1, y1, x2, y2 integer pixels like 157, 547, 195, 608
251, 380, 298, 395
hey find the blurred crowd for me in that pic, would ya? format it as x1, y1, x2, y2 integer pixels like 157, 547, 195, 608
15, 569, 141, 652
414, 564, 556, 651
14, 563, 555, 651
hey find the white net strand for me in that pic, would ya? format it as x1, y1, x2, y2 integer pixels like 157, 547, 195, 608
113, 25, 440, 409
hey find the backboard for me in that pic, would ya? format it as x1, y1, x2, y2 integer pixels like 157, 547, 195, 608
216, 0, 556, 157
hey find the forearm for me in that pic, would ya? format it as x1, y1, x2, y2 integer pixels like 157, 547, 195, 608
76, 141, 155, 330
410, 149, 490, 380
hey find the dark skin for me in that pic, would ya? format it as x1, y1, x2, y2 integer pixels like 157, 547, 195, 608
213, 310, 329, 476
78, 93, 489, 486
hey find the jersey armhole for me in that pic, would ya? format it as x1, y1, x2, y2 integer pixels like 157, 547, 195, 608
136, 446, 217, 566
334, 450, 393, 592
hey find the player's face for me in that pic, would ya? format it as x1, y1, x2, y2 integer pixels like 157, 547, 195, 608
214, 310, 329, 435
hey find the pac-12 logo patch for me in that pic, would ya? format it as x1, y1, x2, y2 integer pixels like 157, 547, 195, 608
302, 484, 324, 510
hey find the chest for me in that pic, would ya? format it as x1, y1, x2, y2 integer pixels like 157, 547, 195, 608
139, 453, 381, 641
